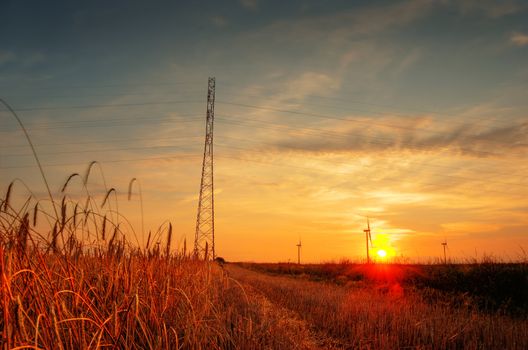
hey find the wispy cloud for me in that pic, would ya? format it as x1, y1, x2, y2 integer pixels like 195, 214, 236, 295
0, 51, 16, 66
272, 115, 528, 158
250, 0, 433, 44
393, 48, 423, 76
510, 32, 528, 47
453, 0, 527, 18
278, 72, 341, 101
239, 0, 258, 11
211, 16, 228, 28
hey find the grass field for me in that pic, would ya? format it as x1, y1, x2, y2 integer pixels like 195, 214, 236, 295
238, 260, 528, 316
227, 264, 528, 349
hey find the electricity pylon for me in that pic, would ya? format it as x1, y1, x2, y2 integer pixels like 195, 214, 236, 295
194, 77, 216, 260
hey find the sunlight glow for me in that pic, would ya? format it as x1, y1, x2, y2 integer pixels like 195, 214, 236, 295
372, 233, 397, 261
377, 249, 387, 258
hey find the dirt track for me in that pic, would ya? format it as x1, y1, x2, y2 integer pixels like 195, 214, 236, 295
226, 264, 345, 350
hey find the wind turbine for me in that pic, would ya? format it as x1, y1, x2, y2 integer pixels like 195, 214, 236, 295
363, 218, 373, 263
296, 239, 302, 265
441, 238, 448, 264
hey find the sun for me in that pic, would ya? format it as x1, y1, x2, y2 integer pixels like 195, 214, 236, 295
377, 249, 387, 258
371, 233, 396, 261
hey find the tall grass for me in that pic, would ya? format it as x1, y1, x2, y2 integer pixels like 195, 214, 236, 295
0, 176, 303, 349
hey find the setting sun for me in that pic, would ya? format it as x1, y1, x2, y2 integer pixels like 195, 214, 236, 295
377, 249, 387, 258
371, 233, 396, 260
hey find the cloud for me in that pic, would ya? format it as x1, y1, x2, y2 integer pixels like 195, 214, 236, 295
393, 48, 423, 76
340, 0, 434, 35
453, 0, 527, 18
239, 0, 258, 11
441, 221, 500, 234
211, 16, 228, 28
241, 0, 433, 48
279, 72, 341, 101
224, 71, 342, 124
272, 115, 528, 158
0, 51, 47, 70
23, 52, 47, 66
510, 32, 528, 47
0, 51, 16, 66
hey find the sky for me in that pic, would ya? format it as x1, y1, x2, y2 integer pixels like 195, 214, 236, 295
1, 0, 528, 262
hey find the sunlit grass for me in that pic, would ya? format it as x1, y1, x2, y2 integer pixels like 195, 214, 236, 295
231, 263, 528, 349
0, 171, 302, 349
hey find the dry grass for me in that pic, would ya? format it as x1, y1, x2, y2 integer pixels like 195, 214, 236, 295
1, 249, 310, 349
228, 264, 528, 349
0, 174, 304, 349
243, 260, 528, 315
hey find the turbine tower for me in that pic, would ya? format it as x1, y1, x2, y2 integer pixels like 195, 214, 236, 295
194, 77, 216, 260
296, 240, 302, 265
441, 238, 448, 264
363, 218, 373, 263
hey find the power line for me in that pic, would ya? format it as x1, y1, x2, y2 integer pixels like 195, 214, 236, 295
1, 93, 526, 192
2, 134, 203, 149
5, 131, 528, 183
1, 94, 522, 135
0, 99, 202, 112
0, 90, 204, 100
219, 84, 522, 127
214, 115, 528, 158
214, 153, 528, 197
3, 143, 201, 158
2, 106, 526, 158
3, 148, 526, 198
3, 114, 527, 183
0, 115, 203, 132
0, 154, 201, 170
3, 110, 524, 161
1, 95, 525, 157
3, 78, 523, 129
0, 80, 204, 91
2, 143, 527, 197
216, 101, 528, 140
213, 143, 528, 188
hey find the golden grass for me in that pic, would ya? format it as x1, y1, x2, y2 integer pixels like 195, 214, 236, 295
2, 248, 318, 348
228, 264, 528, 349
0, 173, 309, 349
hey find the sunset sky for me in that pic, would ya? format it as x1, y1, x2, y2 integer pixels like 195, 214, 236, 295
1, 0, 528, 262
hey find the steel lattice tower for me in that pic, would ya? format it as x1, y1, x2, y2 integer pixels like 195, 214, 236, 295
194, 77, 216, 260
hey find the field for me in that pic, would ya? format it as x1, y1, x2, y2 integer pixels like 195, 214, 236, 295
227, 263, 528, 349
2, 252, 528, 349
239, 260, 528, 316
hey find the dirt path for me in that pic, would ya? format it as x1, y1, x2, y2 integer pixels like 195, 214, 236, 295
226, 264, 345, 350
